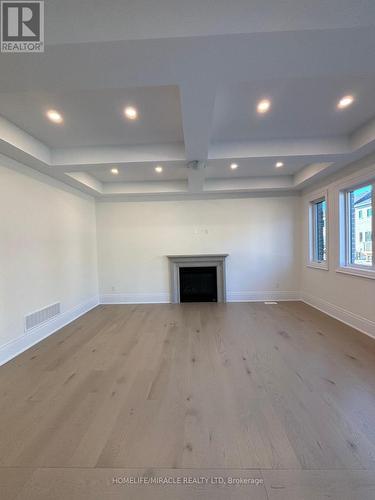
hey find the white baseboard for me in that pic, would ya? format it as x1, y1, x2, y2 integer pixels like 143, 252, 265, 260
301, 292, 375, 340
100, 292, 170, 304
0, 296, 99, 367
2, 291, 373, 367
101, 290, 300, 304
227, 290, 300, 302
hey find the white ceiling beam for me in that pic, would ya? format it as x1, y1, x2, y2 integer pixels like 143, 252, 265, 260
205, 175, 294, 192
0, 116, 51, 165
293, 163, 333, 187
187, 164, 206, 193
52, 143, 185, 167
103, 180, 187, 194
209, 137, 350, 160
45, 0, 375, 46
180, 83, 216, 161
65, 172, 103, 194
1, 29, 375, 95
350, 117, 375, 151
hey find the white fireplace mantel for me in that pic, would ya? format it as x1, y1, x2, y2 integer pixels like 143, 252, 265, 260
167, 254, 228, 303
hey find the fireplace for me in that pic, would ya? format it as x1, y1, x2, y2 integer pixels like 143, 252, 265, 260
179, 266, 218, 302
167, 254, 228, 303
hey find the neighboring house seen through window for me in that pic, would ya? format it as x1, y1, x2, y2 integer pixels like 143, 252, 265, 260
339, 182, 374, 274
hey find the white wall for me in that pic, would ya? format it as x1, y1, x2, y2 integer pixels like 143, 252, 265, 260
1, 153, 374, 363
301, 158, 375, 337
0, 157, 99, 353
96, 196, 301, 303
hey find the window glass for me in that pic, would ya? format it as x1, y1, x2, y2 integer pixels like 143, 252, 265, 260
312, 199, 327, 262
348, 185, 373, 266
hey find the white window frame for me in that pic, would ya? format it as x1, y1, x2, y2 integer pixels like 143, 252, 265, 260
307, 190, 329, 270
337, 177, 375, 280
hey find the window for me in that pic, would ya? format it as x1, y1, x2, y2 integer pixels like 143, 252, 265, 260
308, 194, 328, 269
339, 180, 374, 277
347, 184, 373, 267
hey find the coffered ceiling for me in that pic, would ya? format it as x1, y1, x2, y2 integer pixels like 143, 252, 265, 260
0, 0, 375, 200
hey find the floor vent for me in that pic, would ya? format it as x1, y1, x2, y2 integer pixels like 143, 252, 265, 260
264, 301, 278, 305
25, 302, 61, 332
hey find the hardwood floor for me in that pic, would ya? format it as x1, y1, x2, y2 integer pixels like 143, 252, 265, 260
1, 302, 375, 499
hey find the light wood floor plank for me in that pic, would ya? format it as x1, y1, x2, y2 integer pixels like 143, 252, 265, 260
1, 302, 375, 499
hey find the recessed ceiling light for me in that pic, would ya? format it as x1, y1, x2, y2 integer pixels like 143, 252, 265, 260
275, 162, 284, 168
111, 168, 119, 175
257, 99, 271, 114
337, 95, 354, 109
155, 165, 163, 173
124, 106, 138, 120
230, 163, 238, 170
46, 109, 63, 124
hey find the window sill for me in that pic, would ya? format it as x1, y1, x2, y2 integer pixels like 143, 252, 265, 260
307, 262, 329, 271
336, 266, 375, 280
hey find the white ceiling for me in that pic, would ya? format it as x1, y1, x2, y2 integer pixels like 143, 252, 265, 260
205, 159, 306, 179
74, 162, 188, 182
45, 0, 375, 44
212, 77, 375, 143
0, 1, 375, 199
0, 87, 183, 148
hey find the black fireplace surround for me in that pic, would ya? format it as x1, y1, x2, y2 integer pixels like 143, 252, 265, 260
179, 266, 218, 302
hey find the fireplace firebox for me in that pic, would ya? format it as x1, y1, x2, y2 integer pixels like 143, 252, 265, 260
179, 266, 217, 302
